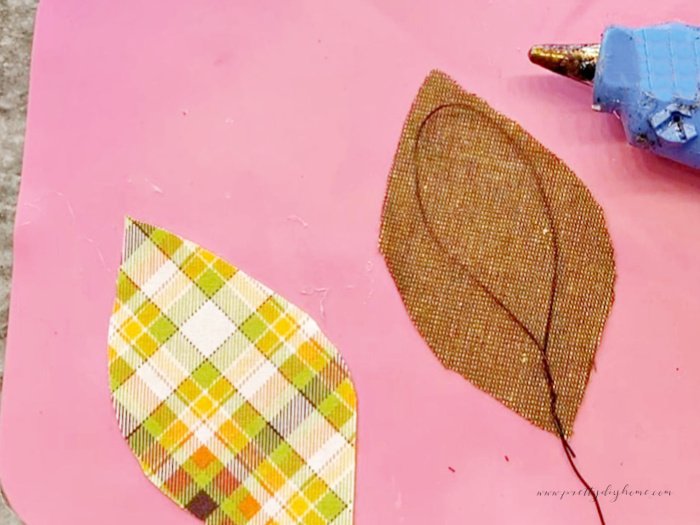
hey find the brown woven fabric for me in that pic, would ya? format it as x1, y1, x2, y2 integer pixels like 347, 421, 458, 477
380, 71, 615, 436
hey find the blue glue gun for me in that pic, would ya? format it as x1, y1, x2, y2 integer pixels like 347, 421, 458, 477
529, 22, 700, 170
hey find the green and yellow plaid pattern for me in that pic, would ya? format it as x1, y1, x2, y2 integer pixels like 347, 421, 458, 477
108, 218, 357, 524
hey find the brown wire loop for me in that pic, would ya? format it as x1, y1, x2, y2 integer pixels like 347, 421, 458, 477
413, 103, 606, 525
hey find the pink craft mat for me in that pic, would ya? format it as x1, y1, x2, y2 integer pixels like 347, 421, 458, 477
2, 0, 700, 523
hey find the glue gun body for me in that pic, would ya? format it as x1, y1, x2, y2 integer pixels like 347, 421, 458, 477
595, 23, 700, 169
531, 22, 700, 170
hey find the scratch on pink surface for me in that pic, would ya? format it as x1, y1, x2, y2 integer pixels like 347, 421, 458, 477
300, 286, 330, 318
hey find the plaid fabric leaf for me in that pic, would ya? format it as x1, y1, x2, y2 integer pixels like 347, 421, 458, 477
108, 218, 357, 524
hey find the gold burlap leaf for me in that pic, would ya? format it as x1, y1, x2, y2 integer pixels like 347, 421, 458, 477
380, 70, 615, 436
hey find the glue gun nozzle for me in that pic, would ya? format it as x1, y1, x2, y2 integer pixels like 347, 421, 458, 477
528, 43, 600, 84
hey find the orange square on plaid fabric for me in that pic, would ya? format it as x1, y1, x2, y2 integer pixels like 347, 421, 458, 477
239, 495, 261, 519
192, 446, 216, 469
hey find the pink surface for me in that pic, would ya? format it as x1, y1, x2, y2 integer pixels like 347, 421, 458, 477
2, 0, 700, 523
